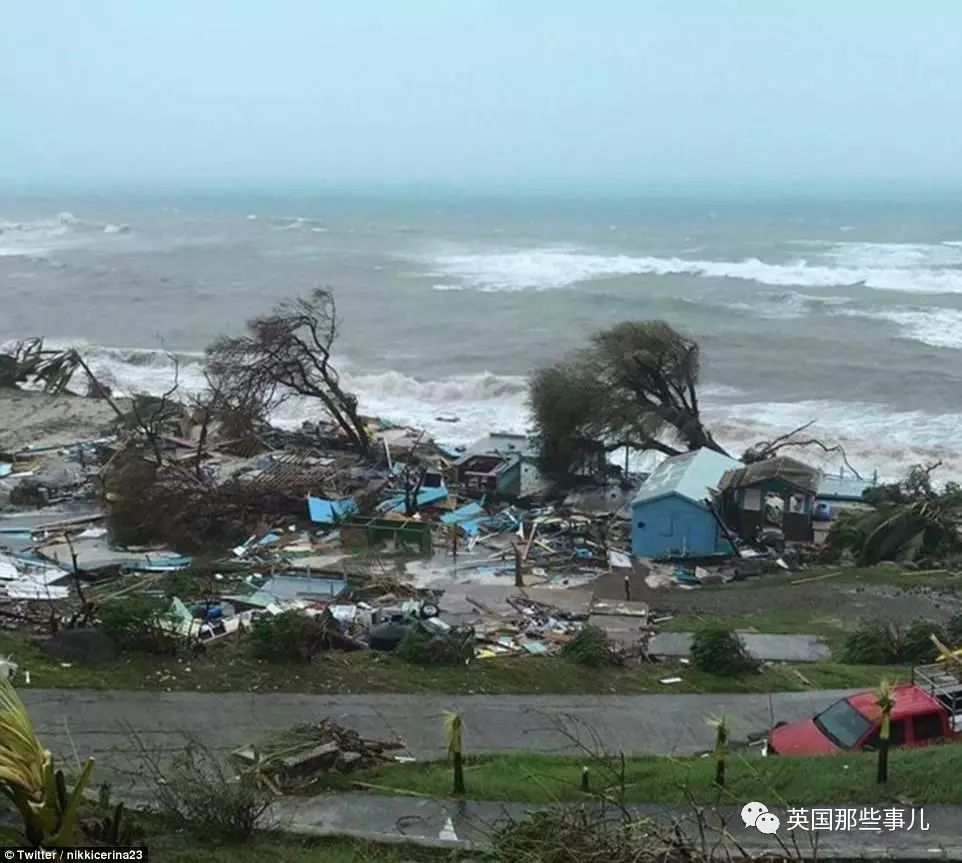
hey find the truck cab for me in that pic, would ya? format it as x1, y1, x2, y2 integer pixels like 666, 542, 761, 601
766, 664, 962, 756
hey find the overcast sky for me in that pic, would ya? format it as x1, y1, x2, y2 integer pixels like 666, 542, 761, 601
3, 1, 961, 190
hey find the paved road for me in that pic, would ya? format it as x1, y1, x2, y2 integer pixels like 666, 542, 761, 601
24, 688, 850, 791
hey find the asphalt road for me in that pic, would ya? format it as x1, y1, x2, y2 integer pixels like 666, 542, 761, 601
24, 687, 849, 791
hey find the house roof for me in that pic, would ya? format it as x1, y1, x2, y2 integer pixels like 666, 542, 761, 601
720, 456, 821, 495
453, 433, 538, 465
632, 448, 743, 508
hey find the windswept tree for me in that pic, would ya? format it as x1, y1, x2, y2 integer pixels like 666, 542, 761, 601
206, 288, 370, 454
529, 321, 726, 479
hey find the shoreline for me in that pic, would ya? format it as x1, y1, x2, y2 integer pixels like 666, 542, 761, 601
0, 388, 125, 453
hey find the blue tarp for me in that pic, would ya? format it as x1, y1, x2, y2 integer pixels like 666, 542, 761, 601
440, 502, 489, 537
439, 502, 485, 525
307, 496, 360, 524
381, 484, 449, 514
456, 518, 484, 537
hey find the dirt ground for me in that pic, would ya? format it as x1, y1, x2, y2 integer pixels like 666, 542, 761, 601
0, 389, 122, 452
633, 575, 961, 625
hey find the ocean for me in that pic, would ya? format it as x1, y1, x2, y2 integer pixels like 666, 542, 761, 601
2, 189, 962, 479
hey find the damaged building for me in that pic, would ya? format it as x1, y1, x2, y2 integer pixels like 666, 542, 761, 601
719, 456, 821, 544
630, 448, 741, 558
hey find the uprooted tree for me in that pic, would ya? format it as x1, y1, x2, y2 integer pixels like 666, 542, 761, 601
206, 287, 370, 454
0, 338, 85, 393
529, 321, 727, 480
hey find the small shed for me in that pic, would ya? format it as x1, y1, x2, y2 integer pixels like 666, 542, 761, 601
630, 449, 742, 558
452, 433, 546, 498
719, 456, 821, 543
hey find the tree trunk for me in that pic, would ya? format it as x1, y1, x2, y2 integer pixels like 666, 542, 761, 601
876, 737, 889, 783
452, 751, 465, 795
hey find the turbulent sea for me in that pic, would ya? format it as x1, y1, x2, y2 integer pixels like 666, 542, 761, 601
2, 189, 962, 479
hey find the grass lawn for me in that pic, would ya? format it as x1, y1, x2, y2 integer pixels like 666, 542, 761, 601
364, 744, 962, 806
152, 836, 462, 862
808, 565, 962, 592
658, 609, 850, 645
0, 630, 907, 695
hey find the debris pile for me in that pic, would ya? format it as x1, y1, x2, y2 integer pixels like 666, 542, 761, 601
232, 718, 405, 794
1, 351, 866, 676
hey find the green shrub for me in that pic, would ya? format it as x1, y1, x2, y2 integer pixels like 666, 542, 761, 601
97, 596, 180, 655
249, 610, 330, 662
690, 625, 758, 675
838, 620, 902, 664
561, 625, 623, 667
839, 618, 946, 665
394, 625, 475, 665
902, 619, 946, 664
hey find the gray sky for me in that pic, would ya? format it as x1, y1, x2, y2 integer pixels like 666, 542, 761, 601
3, 1, 961, 190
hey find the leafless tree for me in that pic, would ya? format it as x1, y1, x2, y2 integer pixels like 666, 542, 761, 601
742, 420, 862, 477
206, 288, 370, 454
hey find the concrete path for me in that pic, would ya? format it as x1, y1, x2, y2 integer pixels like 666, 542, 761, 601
276, 792, 962, 859
649, 632, 832, 662
24, 688, 849, 792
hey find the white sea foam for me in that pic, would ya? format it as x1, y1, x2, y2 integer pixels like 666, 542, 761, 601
706, 399, 962, 481
425, 247, 962, 294
730, 291, 851, 319
0, 212, 131, 256
825, 241, 962, 269
840, 307, 962, 350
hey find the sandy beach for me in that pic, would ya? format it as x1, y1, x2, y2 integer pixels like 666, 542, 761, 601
0, 389, 123, 453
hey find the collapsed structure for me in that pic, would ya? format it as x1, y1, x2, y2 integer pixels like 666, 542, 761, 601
0, 384, 874, 666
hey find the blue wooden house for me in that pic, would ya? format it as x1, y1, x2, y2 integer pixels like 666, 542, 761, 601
630, 449, 742, 558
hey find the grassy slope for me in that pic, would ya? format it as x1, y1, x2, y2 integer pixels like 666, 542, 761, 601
0, 630, 906, 695
366, 744, 962, 806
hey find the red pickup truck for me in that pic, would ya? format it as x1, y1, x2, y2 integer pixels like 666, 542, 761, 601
765, 665, 962, 756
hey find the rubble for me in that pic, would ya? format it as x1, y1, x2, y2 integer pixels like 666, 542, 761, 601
0, 378, 841, 666
231, 718, 405, 794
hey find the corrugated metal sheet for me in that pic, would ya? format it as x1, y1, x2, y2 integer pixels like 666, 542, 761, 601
632, 449, 742, 507
307, 496, 359, 524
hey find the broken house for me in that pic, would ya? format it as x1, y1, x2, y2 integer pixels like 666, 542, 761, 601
451, 434, 541, 499
719, 456, 821, 543
630, 448, 742, 558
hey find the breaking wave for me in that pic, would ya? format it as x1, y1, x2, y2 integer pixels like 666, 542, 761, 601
706, 400, 962, 481
730, 291, 852, 320
839, 306, 962, 350
48, 343, 962, 479
425, 247, 962, 294
0, 212, 132, 256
